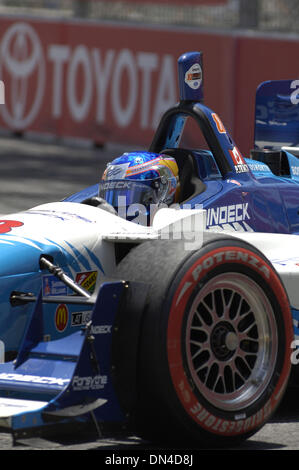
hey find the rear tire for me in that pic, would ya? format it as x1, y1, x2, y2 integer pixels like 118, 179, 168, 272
116, 238, 293, 445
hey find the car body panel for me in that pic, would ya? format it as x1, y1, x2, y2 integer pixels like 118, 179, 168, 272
0, 51, 298, 440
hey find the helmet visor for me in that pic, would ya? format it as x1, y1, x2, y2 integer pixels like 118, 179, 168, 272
99, 178, 165, 208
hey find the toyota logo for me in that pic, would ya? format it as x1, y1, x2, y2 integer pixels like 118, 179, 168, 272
0, 22, 45, 129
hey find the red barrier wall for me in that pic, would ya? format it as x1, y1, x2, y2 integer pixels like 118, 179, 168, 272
0, 18, 236, 148
0, 17, 298, 156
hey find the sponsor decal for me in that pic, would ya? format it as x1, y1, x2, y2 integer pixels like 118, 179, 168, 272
71, 311, 112, 334
72, 374, 108, 391
0, 22, 178, 134
184, 63, 202, 90
71, 310, 112, 335
0, 22, 45, 129
126, 157, 161, 176
91, 324, 112, 334
105, 162, 130, 180
248, 162, 271, 173
212, 113, 226, 134
43, 275, 67, 297
76, 271, 97, 294
71, 310, 92, 327
0, 220, 23, 234
189, 249, 270, 281
178, 375, 273, 435
0, 372, 69, 387
229, 147, 249, 174
55, 303, 68, 332
100, 180, 132, 191
206, 203, 250, 227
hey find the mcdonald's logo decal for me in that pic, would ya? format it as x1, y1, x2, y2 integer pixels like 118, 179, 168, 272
55, 304, 68, 332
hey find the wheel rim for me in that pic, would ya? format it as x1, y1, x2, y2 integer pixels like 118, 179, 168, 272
185, 272, 278, 412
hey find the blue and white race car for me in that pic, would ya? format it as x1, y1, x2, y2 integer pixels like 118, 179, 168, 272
0, 52, 298, 446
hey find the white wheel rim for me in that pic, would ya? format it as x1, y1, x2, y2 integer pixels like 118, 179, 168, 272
185, 273, 278, 412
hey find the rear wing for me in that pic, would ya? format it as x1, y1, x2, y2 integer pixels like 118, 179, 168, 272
254, 79, 299, 153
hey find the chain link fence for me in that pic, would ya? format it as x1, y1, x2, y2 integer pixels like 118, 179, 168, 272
0, 0, 298, 33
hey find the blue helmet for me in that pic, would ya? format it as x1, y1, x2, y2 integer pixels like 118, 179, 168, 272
99, 152, 180, 223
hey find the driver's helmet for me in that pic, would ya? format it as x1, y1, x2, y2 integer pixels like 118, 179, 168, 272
99, 152, 180, 222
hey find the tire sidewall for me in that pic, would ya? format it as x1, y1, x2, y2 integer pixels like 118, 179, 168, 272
160, 239, 293, 439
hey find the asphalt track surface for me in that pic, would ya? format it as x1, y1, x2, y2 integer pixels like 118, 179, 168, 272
0, 135, 298, 454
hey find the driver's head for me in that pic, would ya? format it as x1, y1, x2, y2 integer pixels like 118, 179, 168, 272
99, 152, 180, 223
